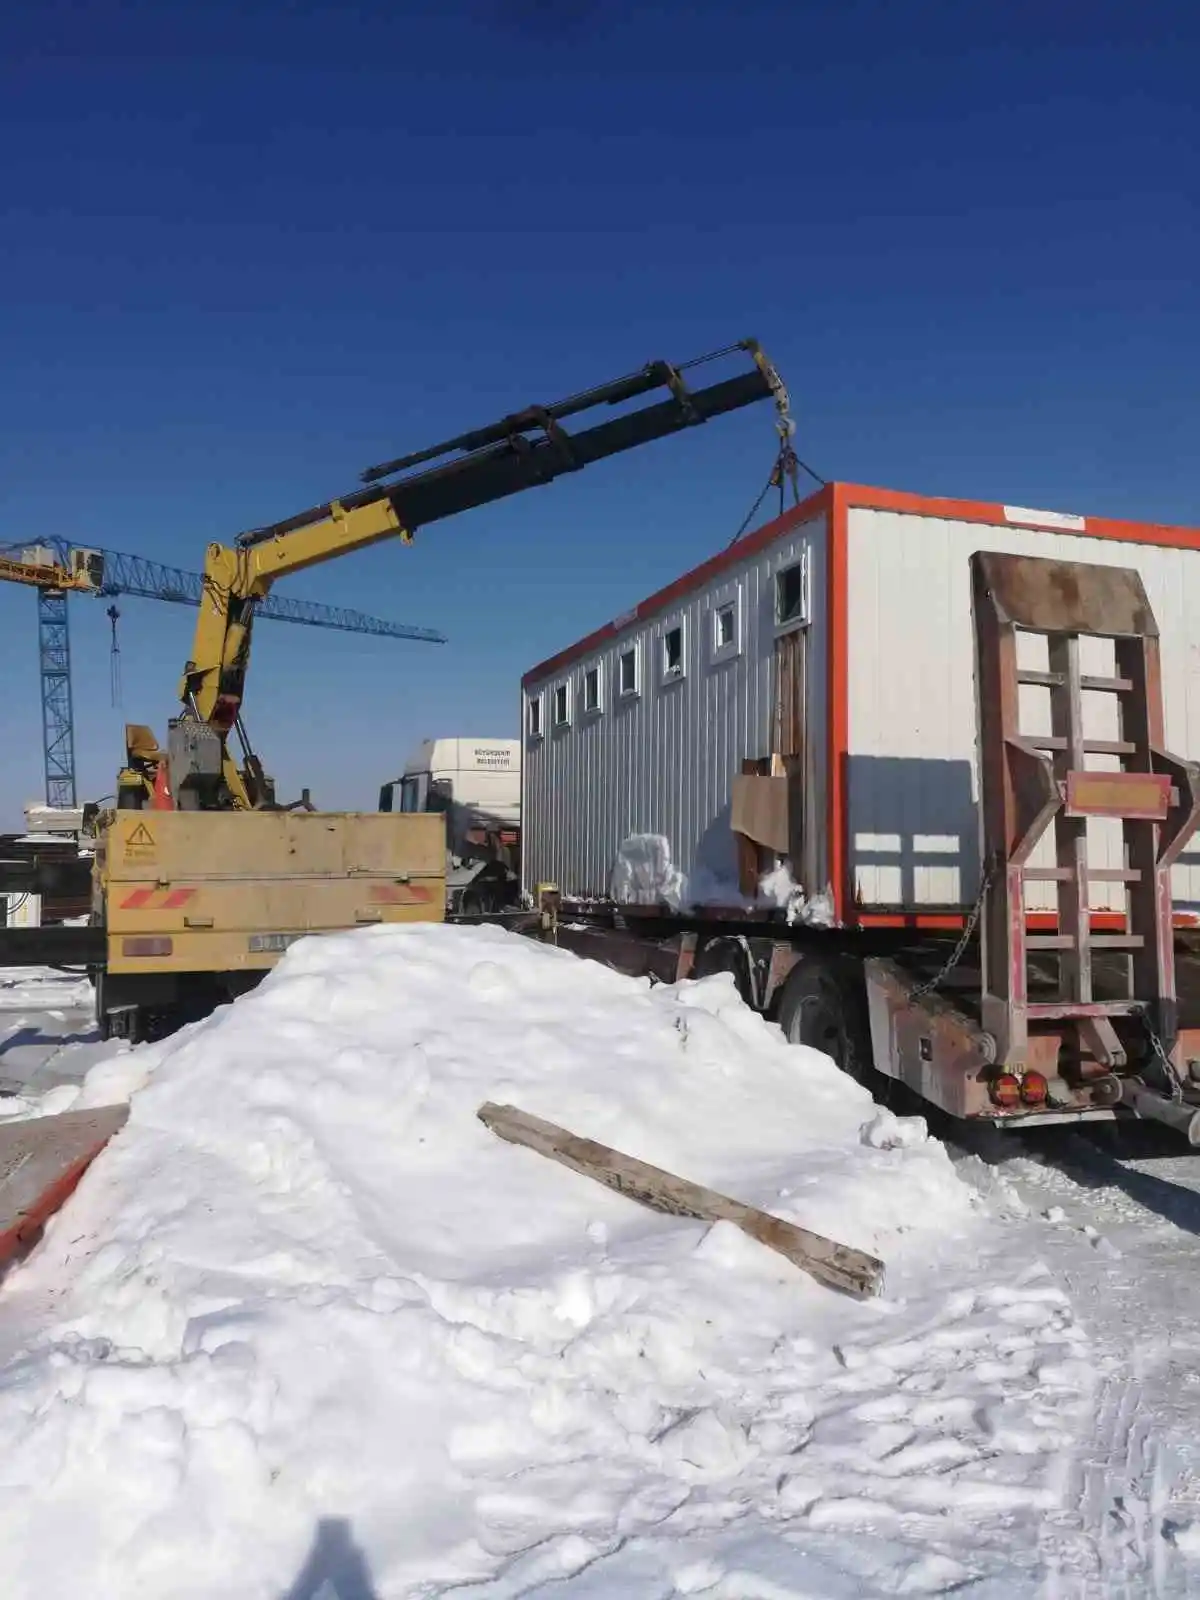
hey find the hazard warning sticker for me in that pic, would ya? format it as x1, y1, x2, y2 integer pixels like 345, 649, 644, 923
123, 820, 157, 863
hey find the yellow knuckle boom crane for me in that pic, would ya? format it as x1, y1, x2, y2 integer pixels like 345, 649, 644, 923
120, 339, 785, 813
96, 341, 785, 1039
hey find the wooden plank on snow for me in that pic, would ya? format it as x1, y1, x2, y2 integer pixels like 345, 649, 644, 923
477, 1101, 884, 1300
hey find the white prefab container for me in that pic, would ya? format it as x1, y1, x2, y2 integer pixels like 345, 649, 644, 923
521, 484, 1200, 924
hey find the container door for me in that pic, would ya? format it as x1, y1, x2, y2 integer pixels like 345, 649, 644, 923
772, 629, 817, 893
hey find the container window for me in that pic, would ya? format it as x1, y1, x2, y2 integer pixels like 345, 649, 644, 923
619, 647, 638, 696
776, 562, 807, 627
663, 624, 684, 679
527, 695, 543, 738
553, 682, 570, 726
583, 665, 601, 713
715, 603, 736, 650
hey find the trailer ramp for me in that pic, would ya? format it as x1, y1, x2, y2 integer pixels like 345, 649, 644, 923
869, 552, 1200, 1134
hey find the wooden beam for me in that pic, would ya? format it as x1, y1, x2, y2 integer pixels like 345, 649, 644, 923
477, 1102, 884, 1300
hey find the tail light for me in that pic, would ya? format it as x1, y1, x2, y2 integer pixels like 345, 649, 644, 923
988, 1072, 1021, 1109
1019, 1070, 1049, 1106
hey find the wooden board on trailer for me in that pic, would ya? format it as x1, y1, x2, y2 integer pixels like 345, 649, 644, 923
477, 1100, 884, 1299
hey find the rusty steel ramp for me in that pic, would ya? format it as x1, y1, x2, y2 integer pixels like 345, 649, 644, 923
0, 1106, 128, 1270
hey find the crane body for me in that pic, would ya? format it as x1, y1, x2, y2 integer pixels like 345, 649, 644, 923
89, 340, 785, 1040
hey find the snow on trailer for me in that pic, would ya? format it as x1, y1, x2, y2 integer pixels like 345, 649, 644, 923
520, 482, 1200, 923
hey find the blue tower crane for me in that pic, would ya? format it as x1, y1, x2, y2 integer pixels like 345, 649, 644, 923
0, 538, 445, 809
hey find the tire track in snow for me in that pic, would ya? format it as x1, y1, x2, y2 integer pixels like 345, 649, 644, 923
1042, 1370, 1167, 1597
970, 1133, 1200, 1598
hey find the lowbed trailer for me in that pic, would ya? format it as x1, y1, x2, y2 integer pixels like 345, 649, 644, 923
522, 909, 1200, 1139
516, 551, 1200, 1141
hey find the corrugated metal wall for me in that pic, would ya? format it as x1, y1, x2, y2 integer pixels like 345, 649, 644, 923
522, 514, 829, 897
846, 508, 1200, 913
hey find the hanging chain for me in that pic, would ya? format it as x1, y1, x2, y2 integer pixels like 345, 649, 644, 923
107, 604, 122, 708
1139, 1007, 1184, 1100
727, 371, 826, 548
908, 853, 999, 1003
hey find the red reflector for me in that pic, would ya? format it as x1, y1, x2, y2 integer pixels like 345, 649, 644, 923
989, 1072, 1021, 1109
121, 936, 173, 957
1019, 1070, 1049, 1106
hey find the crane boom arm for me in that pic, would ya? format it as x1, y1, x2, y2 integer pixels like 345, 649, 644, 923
178, 340, 786, 808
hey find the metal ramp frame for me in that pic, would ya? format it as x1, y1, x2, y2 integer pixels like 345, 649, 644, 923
971, 551, 1200, 1084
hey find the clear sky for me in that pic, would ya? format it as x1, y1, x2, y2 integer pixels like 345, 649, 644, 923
1, 0, 1196, 826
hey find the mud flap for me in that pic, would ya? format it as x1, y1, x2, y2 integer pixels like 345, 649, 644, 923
0, 1106, 129, 1270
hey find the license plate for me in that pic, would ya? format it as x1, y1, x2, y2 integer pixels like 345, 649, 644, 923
248, 932, 301, 954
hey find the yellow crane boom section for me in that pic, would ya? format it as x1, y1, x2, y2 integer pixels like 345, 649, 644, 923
0, 550, 98, 593
163, 341, 786, 811
182, 499, 410, 807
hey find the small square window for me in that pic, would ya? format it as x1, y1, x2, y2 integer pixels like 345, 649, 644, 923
776, 562, 807, 626
619, 648, 638, 696
583, 665, 601, 713
553, 682, 570, 726
715, 603, 736, 650
527, 695, 543, 738
663, 625, 683, 678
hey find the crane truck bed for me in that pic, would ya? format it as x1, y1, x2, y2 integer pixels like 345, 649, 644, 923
94, 810, 446, 1040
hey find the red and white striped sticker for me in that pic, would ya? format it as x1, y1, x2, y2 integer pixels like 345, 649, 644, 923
368, 884, 433, 905
118, 888, 197, 911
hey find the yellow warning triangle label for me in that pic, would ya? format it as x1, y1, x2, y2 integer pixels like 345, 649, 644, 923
127, 822, 155, 847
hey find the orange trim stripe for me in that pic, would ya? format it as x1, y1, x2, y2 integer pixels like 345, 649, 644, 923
826, 484, 849, 924
838, 484, 1200, 551
857, 910, 1200, 931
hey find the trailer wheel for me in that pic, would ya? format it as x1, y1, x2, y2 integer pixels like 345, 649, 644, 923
692, 938, 752, 1004
776, 958, 871, 1082
101, 1003, 144, 1045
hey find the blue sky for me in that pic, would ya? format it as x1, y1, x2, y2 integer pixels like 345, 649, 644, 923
1, 0, 1196, 825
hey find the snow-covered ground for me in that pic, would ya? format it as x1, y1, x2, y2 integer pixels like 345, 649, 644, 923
0, 965, 125, 1110
0, 931, 1199, 1597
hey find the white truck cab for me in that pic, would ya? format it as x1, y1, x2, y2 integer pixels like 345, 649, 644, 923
380, 739, 521, 915
392, 739, 519, 826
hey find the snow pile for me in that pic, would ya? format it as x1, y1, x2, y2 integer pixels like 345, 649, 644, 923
0, 925, 1093, 1597
756, 866, 837, 927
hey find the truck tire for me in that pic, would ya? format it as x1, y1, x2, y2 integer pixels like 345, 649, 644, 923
776, 957, 872, 1082
691, 937, 752, 1004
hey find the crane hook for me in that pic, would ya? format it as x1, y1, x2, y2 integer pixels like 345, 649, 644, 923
107, 603, 122, 708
